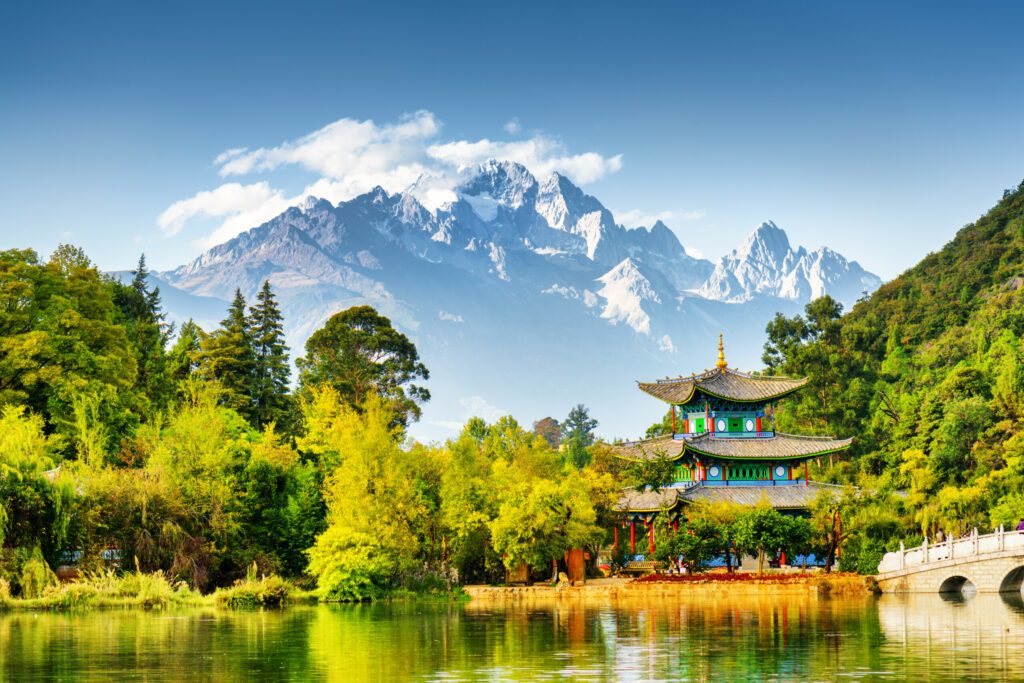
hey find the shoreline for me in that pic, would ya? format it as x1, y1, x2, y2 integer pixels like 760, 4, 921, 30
465, 574, 875, 603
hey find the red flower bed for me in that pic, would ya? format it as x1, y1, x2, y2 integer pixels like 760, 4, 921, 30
634, 572, 818, 584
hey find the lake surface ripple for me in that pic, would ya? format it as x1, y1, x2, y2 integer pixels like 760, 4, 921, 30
2, 592, 1023, 681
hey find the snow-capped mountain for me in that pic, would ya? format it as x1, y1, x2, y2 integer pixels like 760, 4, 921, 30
160, 162, 880, 441
697, 221, 881, 305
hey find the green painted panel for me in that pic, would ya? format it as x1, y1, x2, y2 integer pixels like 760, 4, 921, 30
727, 417, 743, 433
727, 464, 770, 481
695, 418, 705, 433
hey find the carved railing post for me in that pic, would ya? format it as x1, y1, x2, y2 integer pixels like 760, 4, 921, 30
922, 538, 929, 564
899, 541, 905, 570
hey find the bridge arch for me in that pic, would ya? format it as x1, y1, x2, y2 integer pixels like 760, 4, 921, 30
999, 565, 1024, 594
938, 575, 976, 595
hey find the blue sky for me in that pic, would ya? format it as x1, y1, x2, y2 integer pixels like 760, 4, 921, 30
2, 1, 1023, 280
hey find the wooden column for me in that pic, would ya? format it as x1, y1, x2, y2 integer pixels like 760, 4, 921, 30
804, 461, 809, 487
613, 525, 619, 554
671, 405, 676, 435
630, 520, 636, 554
649, 521, 655, 555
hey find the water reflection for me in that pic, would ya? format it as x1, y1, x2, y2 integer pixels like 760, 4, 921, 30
1, 594, 1023, 681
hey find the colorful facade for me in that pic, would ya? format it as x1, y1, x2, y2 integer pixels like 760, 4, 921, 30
612, 336, 852, 555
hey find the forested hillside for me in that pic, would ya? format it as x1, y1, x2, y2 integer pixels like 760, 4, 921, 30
766, 180, 1024, 543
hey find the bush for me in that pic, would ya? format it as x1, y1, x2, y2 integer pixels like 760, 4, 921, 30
215, 565, 293, 608
307, 526, 394, 602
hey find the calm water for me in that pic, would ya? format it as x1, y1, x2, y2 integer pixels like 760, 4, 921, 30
2, 593, 1024, 682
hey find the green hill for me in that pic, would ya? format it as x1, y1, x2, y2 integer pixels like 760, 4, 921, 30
767, 179, 1024, 541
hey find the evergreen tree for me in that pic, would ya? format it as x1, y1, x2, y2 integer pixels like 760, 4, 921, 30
115, 254, 172, 418
562, 404, 598, 469
198, 289, 256, 420
249, 281, 292, 429
167, 319, 204, 386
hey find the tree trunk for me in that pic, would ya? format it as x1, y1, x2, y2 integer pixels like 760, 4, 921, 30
757, 548, 765, 574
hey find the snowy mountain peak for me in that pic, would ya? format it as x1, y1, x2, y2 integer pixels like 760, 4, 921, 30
697, 221, 879, 307
736, 221, 793, 265
596, 258, 661, 335
459, 160, 537, 210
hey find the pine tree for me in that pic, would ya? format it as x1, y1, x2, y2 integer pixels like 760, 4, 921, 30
167, 319, 204, 386
117, 254, 172, 418
562, 404, 598, 469
198, 288, 257, 420
249, 281, 292, 429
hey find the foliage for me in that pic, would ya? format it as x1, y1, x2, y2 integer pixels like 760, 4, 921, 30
198, 289, 257, 420
249, 281, 293, 430
762, 181, 1024, 560
532, 417, 561, 447
562, 404, 598, 469
215, 565, 294, 607
653, 517, 726, 572
297, 305, 429, 425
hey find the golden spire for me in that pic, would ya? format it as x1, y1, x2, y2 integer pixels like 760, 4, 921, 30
716, 333, 727, 370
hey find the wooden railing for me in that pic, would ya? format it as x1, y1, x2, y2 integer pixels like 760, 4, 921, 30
877, 526, 1024, 573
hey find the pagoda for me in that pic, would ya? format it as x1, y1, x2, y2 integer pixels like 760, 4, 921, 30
612, 335, 852, 556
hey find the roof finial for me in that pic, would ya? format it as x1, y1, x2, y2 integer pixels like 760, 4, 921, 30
716, 333, 727, 370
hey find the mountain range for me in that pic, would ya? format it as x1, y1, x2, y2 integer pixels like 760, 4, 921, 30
148, 161, 881, 440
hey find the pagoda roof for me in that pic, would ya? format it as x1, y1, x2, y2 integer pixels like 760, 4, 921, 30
680, 481, 843, 509
609, 432, 853, 462
617, 487, 681, 512
616, 481, 847, 513
684, 432, 853, 460
638, 367, 808, 404
608, 434, 685, 461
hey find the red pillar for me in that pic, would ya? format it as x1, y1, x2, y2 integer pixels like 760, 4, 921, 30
649, 521, 655, 555
804, 461, 809, 487
671, 405, 676, 435
780, 551, 787, 566
613, 525, 619, 553
630, 520, 636, 554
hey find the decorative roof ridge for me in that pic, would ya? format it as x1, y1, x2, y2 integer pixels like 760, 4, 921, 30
774, 431, 853, 443
643, 367, 807, 385
612, 433, 676, 448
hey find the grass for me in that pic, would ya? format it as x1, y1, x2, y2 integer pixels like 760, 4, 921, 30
214, 574, 306, 608
1, 570, 207, 610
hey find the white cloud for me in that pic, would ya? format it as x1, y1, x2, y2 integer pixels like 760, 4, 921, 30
503, 117, 522, 134
616, 208, 706, 228
428, 138, 622, 185
157, 182, 284, 237
459, 395, 508, 422
159, 111, 623, 247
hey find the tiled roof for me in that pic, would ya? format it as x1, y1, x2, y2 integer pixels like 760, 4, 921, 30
685, 432, 853, 460
608, 432, 852, 462
616, 481, 846, 512
638, 367, 808, 404
608, 434, 686, 461
616, 487, 682, 512
679, 482, 844, 509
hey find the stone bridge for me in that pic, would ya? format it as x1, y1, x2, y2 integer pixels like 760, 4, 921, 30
876, 527, 1024, 594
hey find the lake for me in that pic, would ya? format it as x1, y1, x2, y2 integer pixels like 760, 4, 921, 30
2, 592, 1023, 681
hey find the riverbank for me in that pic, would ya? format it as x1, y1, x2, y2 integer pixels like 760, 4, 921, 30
464, 573, 874, 603
0, 571, 312, 611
